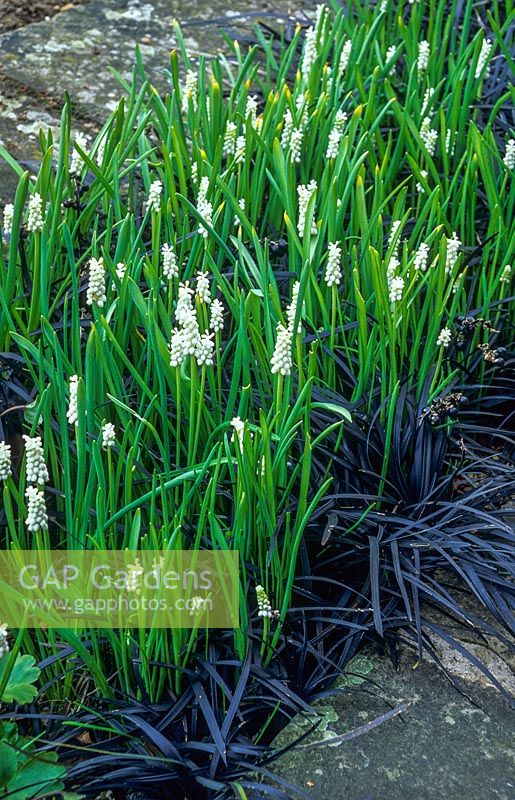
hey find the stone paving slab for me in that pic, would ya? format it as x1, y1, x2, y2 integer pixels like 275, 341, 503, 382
0, 0, 315, 202
0, 0, 315, 122
272, 647, 514, 800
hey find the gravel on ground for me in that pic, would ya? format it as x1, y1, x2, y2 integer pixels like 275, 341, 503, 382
0, 0, 90, 34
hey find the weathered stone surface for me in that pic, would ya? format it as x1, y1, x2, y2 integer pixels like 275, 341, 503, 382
272, 648, 514, 799
0, 0, 314, 202
0, 0, 313, 119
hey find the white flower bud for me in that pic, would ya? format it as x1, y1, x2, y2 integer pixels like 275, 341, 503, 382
196, 331, 215, 367
23, 435, 49, 484
27, 193, 44, 232
0, 442, 12, 481
325, 242, 342, 286
475, 38, 492, 80
503, 139, 515, 170
224, 121, 238, 157
297, 180, 317, 237
67, 375, 79, 426
69, 132, 88, 177
148, 179, 163, 214
389, 275, 404, 304
301, 26, 317, 75
86, 256, 107, 307
2, 203, 14, 239
271, 322, 293, 376
162, 243, 178, 280
290, 128, 303, 163
420, 117, 438, 156
386, 44, 397, 74
235, 135, 246, 164
281, 109, 294, 149
169, 328, 185, 368
436, 327, 452, 347
181, 312, 202, 358
210, 298, 224, 333
182, 69, 198, 113
0, 624, 9, 658
196, 270, 210, 304
175, 282, 194, 325
197, 177, 213, 238
287, 281, 302, 334
445, 233, 461, 274
413, 242, 430, 272
101, 422, 116, 449
25, 486, 48, 532
499, 264, 511, 284
338, 40, 352, 75
417, 40, 430, 73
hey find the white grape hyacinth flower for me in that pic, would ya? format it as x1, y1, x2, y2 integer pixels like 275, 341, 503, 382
499, 264, 511, 284
162, 243, 178, 280
417, 40, 430, 73
245, 95, 259, 123
445, 232, 461, 274
338, 40, 352, 75
325, 241, 343, 286
27, 192, 44, 232
0, 624, 9, 658
196, 331, 215, 367
235, 135, 246, 165
175, 282, 195, 325
231, 416, 250, 447
69, 132, 88, 177
210, 298, 224, 333
148, 179, 163, 214
420, 117, 438, 156
388, 220, 402, 249
86, 256, 107, 307
182, 69, 198, 113
503, 139, 515, 170
116, 262, 126, 281
413, 242, 430, 272
422, 88, 434, 115
223, 121, 237, 157
416, 169, 428, 193
23, 435, 49, 484
297, 180, 318, 237
2, 203, 14, 239
25, 486, 48, 532
386, 44, 397, 74
389, 275, 404, 304
286, 281, 302, 334
101, 422, 116, 449
196, 270, 211, 304
196, 176, 213, 238
234, 198, 245, 227
180, 310, 202, 358
271, 322, 293, 376
290, 128, 304, 163
169, 327, 185, 368
256, 584, 278, 619
475, 38, 492, 80
436, 327, 452, 348
0, 441, 12, 481
326, 126, 343, 160
281, 108, 294, 149
301, 26, 317, 75
386, 255, 400, 282
67, 375, 79, 426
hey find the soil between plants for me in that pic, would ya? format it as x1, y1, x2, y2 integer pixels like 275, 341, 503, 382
0, 0, 90, 33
